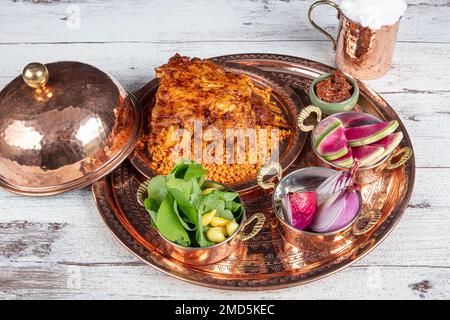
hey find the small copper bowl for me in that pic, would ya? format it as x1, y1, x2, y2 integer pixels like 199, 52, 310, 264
257, 164, 380, 248
136, 180, 265, 265
297, 106, 413, 183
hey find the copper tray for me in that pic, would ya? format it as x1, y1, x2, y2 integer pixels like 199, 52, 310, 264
129, 62, 305, 192
92, 54, 415, 290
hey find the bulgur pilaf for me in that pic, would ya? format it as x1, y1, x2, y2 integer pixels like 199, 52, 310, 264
146, 54, 292, 184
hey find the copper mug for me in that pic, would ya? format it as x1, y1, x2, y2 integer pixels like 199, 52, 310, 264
308, 0, 401, 79
137, 180, 265, 265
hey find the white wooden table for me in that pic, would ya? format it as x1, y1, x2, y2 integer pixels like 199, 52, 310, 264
0, 0, 449, 300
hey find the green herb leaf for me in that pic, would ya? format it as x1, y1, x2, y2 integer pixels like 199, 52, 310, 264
167, 177, 192, 198
232, 202, 244, 220
184, 163, 208, 184
173, 201, 197, 231
169, 160, 207, 185
169, 188, 198, 224
196, 193, 225, 216
231, 201, 243, 213
169, 159, 193, 179
146, 175, 168, 206
195, 209, 214, 247
155, 193, 190, 246
190, 179, 201, 203
214, 190, 239, 202
221, 209, 234, 221
143, 197, 158, 228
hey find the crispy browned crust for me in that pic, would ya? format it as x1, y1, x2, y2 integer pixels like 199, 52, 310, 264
151, 53, 288, 134
147, 54, 291, 182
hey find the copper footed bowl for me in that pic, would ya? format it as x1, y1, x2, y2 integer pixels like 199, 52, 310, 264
297, 107, 413, 183
257, 164, 379, 249
136, 180, 265, 266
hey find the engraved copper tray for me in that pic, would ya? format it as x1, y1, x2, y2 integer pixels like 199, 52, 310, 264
92, 54, 415, 290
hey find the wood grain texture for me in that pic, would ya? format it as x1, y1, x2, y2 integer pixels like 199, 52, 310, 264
1, 0, 450, 43
0, 0, 449, 300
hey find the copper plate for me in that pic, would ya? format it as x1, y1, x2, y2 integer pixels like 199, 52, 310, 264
92, 54, 415, 290
129, 62, 305, 192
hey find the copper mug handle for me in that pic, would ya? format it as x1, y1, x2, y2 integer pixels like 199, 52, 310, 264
308, 0, 342, 51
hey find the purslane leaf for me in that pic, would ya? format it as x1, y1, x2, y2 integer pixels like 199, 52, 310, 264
184, 163, 208, 184
155, 193, 190, 246
143, 197, 158, 228
169, 188, 198, 224
173, 200, 197, 231
167, 177, 192, 198
144, 160, 243, 248
146, 175, 168, 206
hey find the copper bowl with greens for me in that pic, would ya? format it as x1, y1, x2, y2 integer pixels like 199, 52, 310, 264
136, 160, 265, 265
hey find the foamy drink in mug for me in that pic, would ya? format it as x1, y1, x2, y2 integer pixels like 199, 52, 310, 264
308, 0, 407, 79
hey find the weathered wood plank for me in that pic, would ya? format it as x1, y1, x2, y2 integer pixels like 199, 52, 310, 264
0, 0, 449, 44
0, 41, 448, 93
0, 264, 448, 299
0, 221, 67, 259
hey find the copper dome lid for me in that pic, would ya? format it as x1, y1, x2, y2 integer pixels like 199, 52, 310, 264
0, 61, 142, 196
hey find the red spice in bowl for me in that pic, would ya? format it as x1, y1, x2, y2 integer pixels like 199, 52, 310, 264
315, 71, 353, 103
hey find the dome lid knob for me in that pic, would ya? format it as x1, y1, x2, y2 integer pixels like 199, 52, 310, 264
22, 62, 49, 89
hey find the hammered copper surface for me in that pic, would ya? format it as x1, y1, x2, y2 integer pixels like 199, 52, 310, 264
0, 61, 142, 195
92, 54, 415, 289
269, 167, 364, 250
336, 18, 400, 80
129, 62, 305, 192
308, 0, 400, 79
136, 180, 266, 266
308, 110, 395, 171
